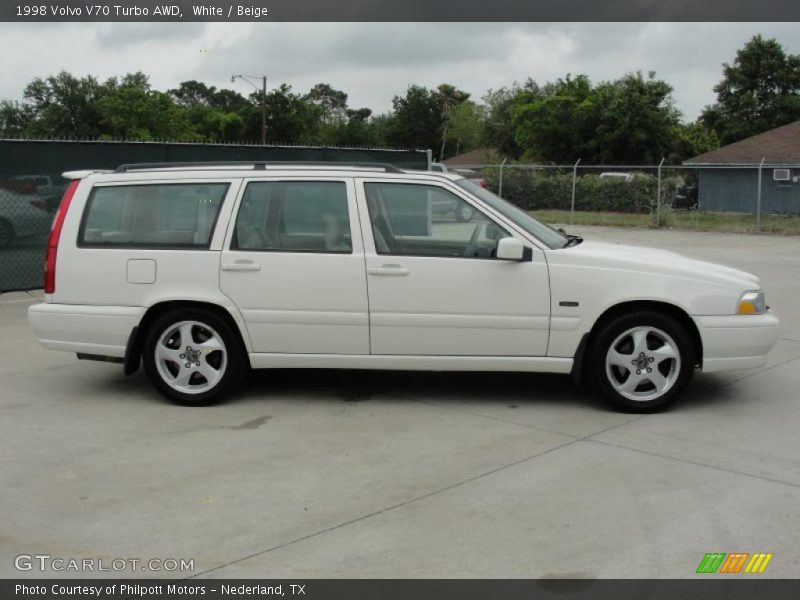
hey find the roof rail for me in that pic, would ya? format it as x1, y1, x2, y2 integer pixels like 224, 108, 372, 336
113, 161, 404, 173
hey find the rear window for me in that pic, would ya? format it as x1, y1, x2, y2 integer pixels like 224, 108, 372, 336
79, 183, 229, 248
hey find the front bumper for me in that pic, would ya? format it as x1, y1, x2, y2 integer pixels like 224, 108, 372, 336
694, 311, 781, 373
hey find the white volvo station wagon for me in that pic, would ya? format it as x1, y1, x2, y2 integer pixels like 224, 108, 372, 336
28, 162, 780, 411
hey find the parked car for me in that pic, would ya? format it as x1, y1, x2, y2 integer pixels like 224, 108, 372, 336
599, 172, 635, 182
29, 162, 780, 411
0, 189, 54, 247
10, 174, 66, 199
451, 167, 487, 188
674, 184, 699, 210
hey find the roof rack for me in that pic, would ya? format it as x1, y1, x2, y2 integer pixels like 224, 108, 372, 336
113, 161, 404, 173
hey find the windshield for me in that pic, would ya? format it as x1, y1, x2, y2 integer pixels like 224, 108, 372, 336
456, 179, 568, 249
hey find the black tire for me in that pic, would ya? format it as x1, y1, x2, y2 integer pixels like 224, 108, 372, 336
0, 220, 14, 249
589, 310, 695, 413
142, 307, 245, 406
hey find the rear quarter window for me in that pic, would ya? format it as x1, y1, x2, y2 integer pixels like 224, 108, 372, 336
79, 183, 229, 248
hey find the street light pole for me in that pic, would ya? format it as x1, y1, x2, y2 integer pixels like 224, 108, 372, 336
231, 74, 268, 145
260, 75, 266, 146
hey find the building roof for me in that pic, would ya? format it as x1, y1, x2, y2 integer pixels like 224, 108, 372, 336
685, 121, 800, 166
443, 148, 500, 166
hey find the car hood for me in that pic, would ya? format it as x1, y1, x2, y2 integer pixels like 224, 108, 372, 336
554, 240, 760, 288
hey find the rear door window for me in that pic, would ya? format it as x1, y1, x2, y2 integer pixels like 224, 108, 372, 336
79, 183, 228, 248
232, 181, 351, 253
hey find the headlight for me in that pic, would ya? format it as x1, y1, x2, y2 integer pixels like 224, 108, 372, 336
737, 290, 766, 315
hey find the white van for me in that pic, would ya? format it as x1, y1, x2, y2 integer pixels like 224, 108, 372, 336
28, 162, 780, 411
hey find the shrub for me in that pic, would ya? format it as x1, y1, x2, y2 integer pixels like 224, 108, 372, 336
484, 168, 682, 215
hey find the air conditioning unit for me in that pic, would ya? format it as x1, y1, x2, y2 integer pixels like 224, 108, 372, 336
773, 168, 791, 182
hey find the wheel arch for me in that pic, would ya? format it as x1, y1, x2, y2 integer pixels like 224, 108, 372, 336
572, 300, 703, 385
124, 300, 250, 376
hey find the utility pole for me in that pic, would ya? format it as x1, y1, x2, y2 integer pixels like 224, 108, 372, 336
232, 74, 268, 145
656, 157, 665, 227
756, 157, 765, 232
570, 158, 581, 225
260, 75, 267, 146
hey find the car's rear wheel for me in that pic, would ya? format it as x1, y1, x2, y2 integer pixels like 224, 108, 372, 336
142, 308, 244, 405
589, 311, 695, 412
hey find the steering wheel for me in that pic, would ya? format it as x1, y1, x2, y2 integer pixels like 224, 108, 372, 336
463, 223, 482, 257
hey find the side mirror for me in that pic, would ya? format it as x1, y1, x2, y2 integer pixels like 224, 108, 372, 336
496, 237, 532, 262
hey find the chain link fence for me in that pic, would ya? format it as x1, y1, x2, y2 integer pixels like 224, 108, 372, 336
0, 140, 429, 292
450, 162, 800, 233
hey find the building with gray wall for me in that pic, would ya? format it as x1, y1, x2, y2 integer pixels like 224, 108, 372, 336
684, 121, 800, 215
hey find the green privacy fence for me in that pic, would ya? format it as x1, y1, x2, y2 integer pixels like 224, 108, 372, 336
0, 139, 429, 292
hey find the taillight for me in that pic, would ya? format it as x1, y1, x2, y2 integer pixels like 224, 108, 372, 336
479, 179, 487, 189
44, 180, 79, 294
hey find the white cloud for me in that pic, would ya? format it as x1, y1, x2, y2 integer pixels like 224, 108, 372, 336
0, 22, 798, 121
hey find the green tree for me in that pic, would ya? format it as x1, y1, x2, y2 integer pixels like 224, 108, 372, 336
445, 100, 484, 156
0, 100, 31, 136
369, 113, 392, 147
262, 84, 322, 144
480, 84, 536, 159
513, 72, 681, 164
586, 72, 680, 163
434, 83, 470, 159
96, 73, 194, 141
22, 71, 107, 138
512, 75, 591, 162
317, 108, 381, 147
669, 122, 719, 162
168, 80, 250, 142
168, 80, 219, 107
385, 85, 443, 155
306, 83, 349, 125
701, 35, 800, 145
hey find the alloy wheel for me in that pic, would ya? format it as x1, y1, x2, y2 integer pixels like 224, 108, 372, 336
605, 326, 681, 402
154, 320, 228, 395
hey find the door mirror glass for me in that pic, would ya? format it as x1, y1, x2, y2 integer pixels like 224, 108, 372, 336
496, 237, 529, 262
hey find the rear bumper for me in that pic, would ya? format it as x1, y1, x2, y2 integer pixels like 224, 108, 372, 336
695, 311, 781, 373
28, 303, 144, 358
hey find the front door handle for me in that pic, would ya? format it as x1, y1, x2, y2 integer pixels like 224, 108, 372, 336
368, 264, 409, 277
222, 260, 261, 272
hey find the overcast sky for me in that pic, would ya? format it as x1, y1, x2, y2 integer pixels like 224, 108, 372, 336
1, 22, 798, 121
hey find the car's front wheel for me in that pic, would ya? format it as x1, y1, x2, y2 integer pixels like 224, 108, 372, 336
142, 308, 244, 405
589, 311, 695, 412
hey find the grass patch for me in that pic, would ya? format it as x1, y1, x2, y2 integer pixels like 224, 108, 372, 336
531, 209, 800, 235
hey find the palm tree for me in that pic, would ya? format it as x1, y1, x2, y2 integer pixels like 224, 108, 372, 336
435, 84, 470, 160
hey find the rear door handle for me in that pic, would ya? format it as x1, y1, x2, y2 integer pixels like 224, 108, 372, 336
222, 260, 261, 272
368, 264, 409, 277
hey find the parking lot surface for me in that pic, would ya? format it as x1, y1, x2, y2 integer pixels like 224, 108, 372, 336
1, 226, 799, 579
